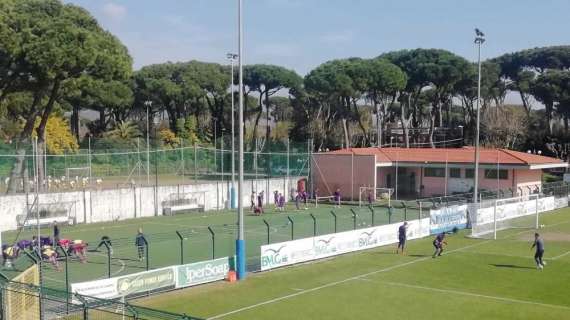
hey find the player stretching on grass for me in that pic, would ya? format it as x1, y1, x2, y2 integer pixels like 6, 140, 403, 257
432, 232, 447, 258
396, 222, 408, 255
531, 233, 546, 270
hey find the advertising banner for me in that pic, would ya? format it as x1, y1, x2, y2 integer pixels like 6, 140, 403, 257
176, 257, 231, 288
260, 218, 430, 271
429, 204, 468, 234
71, 266, 176, 301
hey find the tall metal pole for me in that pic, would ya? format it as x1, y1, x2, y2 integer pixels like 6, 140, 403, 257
228, 54, 237, 209
236, 0, 246, 280
88, 136, 92, 185
473, 30, 485, 204
145, 101, 152, 185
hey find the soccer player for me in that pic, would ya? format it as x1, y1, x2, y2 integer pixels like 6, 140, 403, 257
334, 188, 341, 208
53, 221, 60, 244
531, 233, 546, 270
432, 232, 447, 258
41, 245, 60, 271
17, 239, 33, 251
396, 221, 408, 254
135, 228, 146, 261
257, 191, 264, 214
71, 240, 88, 263
279, 193, 285, 211
302, 190, 308, 209
294, 191, 301, 210
250, 191, 257, 212
96, 236, 113, 255
274, 190, 279, 209
2, 245, 19, 269
367, 190, 373, 205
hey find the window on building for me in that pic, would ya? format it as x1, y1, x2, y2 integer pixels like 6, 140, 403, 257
465, 169, 475, 178
424, 168, 445, 177
449, 168, 461, 178
485, 169, 509, 180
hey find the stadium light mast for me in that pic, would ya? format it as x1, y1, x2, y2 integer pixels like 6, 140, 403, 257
144, 100, 152, 185
227, 53, 238, 209
473, 28, 485, 204
236, 0, 246, 280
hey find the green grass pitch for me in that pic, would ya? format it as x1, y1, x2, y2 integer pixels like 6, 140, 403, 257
3, 205, 570, 319
136, 208, 570, 320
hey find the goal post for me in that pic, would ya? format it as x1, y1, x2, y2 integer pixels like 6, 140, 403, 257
65, 166, 92, 181
471, 194, 540, 239
358, 187, 393, 207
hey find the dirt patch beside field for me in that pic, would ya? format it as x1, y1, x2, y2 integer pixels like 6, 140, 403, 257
518, 232, 570, 242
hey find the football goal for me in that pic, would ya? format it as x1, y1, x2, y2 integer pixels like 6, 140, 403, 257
65, 166, 92, 181
470, 194, 540, 239
358, 187, 393, 207
161, 191, 207, 215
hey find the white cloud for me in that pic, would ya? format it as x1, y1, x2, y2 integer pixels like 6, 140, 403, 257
320, 30, 354, 45
102, 2, 127, 22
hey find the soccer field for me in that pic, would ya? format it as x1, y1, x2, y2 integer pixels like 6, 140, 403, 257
2, 201, 414, 290
133, 208, 570, 320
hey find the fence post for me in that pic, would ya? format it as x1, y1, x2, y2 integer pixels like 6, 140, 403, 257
56, 246, 70, 314
401, 202, 408, 221
287, 216, 294, 240
208, 227, 215, 260
176, 231, 184, 265
310, 213, 317, 236
263, 219, 270, 244
418, 201, 422, 220
368, 206, 375, 226
330, 211, 337, 233
194, 143, 198, 183
388, 206, 393, 224
101, 242, 112, 278
350, 209, 357, 230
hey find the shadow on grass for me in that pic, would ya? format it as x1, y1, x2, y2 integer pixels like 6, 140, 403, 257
491, 264, 535, 270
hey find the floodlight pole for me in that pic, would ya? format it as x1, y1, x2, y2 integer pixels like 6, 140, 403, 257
236, 0, 246, 280
473, 31, 485, 204
145, 101, 152, 185
227, 53, 238, 209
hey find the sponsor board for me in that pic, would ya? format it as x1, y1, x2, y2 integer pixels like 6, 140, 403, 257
260, 218, 430, 271
71, 256, 232, 301
474, 196, 556, 225
72, 267, 175, 301
429, 204, 468, 234
176, 257, 232, 288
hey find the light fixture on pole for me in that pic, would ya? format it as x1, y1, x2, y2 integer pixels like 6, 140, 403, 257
473, 28, 485, 204
227, 53, 238, 209
236, 0, 246, 280
144, 100, 153, 185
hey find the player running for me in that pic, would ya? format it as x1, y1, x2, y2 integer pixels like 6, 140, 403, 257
70, 240, 88, 263
531, 233, 546, 270
432, 232, 447, 258
396, 221, 408, 255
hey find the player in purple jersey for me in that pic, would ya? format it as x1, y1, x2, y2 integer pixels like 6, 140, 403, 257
334, 189, 341, 208
432, 233, 447, 258
396, 222, 408, 255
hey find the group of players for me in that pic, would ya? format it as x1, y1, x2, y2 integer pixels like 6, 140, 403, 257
395, 221, 547, 270
1, 222, 150, 271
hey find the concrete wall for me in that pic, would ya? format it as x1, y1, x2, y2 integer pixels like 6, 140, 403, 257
311, 154, 375, 200
0, 177, 302, 232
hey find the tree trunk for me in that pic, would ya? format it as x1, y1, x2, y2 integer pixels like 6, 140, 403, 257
99, 108, 106, 132
7, 93, 42, 194
342, 118, 350, 148
265, 91, 271, 143
36, 79, 61, 186
71, 104, 80, 140
428, 110, 436, 148
564, 115, 568, 136
351, 99, 370, 146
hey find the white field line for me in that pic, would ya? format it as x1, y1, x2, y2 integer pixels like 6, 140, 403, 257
207, 240, 490, 320
551, 250, 570, 260
356, 278, 570, 311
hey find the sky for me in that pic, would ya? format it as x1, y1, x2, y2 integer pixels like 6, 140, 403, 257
65, 0, 569, 75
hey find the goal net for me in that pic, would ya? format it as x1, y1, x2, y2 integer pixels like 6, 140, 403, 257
358, 187, 393, 207
161, 191, 207, 215
65, 166, 92, 181
470, 194, 540, 239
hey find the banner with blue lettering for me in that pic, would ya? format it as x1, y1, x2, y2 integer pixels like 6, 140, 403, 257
429, 204, 468, 234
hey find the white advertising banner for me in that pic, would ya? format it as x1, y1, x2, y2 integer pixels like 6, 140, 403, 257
474, 196, 556, 225
260, 218, 430, 271
429, 204, 468, 234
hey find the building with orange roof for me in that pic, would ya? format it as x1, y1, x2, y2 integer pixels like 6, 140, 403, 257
311, 147, 568, 199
